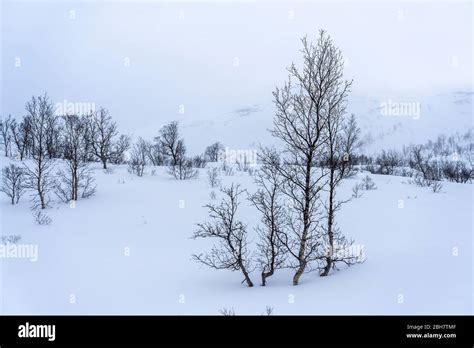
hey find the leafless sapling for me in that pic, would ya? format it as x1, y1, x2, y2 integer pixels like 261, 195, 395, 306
409, 145, 442, 188
55, 114, 96, 202
159, 121, 182, 166
0, 115, 13, 157
128, 137, 148, 177
0, 164, 26, 204
249, 147, 288, 286
321, 114, 363, 275
23, 95, 55, 209
45, 114, 62, 159
169, 141, 198, 180
110, 134, 131, 165
204, 142, 224, 162
10, 116, 32, 161
146, 136, 166, 166
192, 184, 254, 287
89, 107, 118, 169
207, 166, 220, 188
158, 121, 197, 179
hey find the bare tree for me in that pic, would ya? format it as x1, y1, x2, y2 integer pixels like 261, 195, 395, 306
159, 121, 182, 166
10, 116, 32, 160
0, 115, 13, 157
23, 95, 55, 209
339, 114, 363, 178
89, 108, 118, 169
157, 121, 197, 179
192, 184, 254, 287
146, 136, 166, 166
173, 158, 198, 180
170, 139, 197, 179
55, 115, 96, 202
45, 115, 62, 159
270, 30, 352, 285
128, 137, 148, 177
320, 115, 362, 275
376, 150, 401, 175
206, 166, 220, 188
1, 164, 26, 204
192, 154, 207, 169
409, 145, 442, 186
442, 160, 472, 183
110, 134, 131, 165
249, 147, 288, 286
205, 142, 224, 162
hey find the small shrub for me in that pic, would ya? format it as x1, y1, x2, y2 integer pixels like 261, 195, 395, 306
207, 167, 220, 188
33, 210, 52, 225
351, 183, 364, 198
220, 162, 234, 176
219, 307, 235, 316
431, 181, 443, 193
192, 155, 207, 169
1, 235, 21, 244
361, 175, 377, 190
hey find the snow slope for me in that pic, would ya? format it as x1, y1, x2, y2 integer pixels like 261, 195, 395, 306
1, 160, 472, 314
174, 90, 473, 156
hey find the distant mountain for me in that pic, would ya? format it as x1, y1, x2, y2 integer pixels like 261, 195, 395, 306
177, 90, 473, 155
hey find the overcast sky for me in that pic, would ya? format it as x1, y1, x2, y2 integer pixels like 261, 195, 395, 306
1, 0, 472, 139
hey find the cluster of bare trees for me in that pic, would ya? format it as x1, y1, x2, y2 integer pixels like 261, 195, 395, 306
364, 138, 473, 186
0, 94, 131, 209
193, 31, 473, 287
1, 164, 26, 204
127, 121, 198, 179
204, 142, 224, 162
22, 95, 57, 209
193, 30, 364, 287
127, 121, 221, 179
55, 115, 96, 202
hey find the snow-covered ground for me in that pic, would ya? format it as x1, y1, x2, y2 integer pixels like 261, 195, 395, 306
1, 160, 472, 314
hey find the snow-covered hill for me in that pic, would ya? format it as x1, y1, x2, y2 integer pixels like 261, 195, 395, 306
170, 90, 473, 156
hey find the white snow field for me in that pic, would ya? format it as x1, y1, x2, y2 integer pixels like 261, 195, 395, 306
0, 159, 472, 315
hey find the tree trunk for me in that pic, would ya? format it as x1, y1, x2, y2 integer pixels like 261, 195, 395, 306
241, 267, 254, 287
293, 155, 313, 285
37, 172, 46, 209
293, 262, 306, 285
321, 172, 336, 277
261, 269, 274, 286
